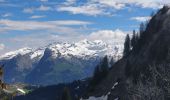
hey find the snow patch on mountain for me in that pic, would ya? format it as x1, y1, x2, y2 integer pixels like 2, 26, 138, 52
30, 48, 44, 59
46, 39, 123, 60
0, 40, 123, 61
81, 96, 108, 100
0, 47, 32, 60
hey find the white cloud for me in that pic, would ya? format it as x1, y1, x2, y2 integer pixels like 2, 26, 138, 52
57, 4, 105, 16
88, 29, 127, 45
57, 0, 169, 16
0, 19, 92, 34
23, 8, 34, 13
64, 0, 76, 5
94, 0, 165, 9
90, 0, 125, 10
1, 29, 127, 53
131, 16, 151, 22
57, 0, 125, 16
48, 20, 92, 26
37, 5, 52, 11
0, 44, 5, 50
30, 15, 46, 19
40, 0, 48, 2
1, 13, 12, 17
23, 5, 51, 13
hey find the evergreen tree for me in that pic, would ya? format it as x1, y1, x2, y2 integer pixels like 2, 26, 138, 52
139, 22, 145, 36
90, 65, 101, 87
110, 57, 114, 67
61, 87, 72, 100
123, 34, 131, 57
89, 56, 109, 89
88, 65, 100, 91
100, 55, 109, 76
131, 30, 136, 48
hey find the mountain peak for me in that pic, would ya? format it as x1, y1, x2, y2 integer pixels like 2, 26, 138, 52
0, 40, 123, 61
0, 47, 32, 60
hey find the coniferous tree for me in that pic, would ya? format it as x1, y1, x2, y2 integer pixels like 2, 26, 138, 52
89, 56, 109, 89
139, 22, 145, 36
110, 57, 114, 67
131, 30, 136, 48
100, 55, 109, 76
92, 65, 101, 86
61, 87, 72, 100
123, 34, 131, 57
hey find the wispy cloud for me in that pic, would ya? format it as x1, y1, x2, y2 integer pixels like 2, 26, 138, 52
63, 0, 76, 5
37, 5, 52, 11
23, 5, 52, 13
40, 0, 48, 2
23, 8, 34, 14
1, 13, 12, 17
131, 16, 151, 22
0, 19, 92, 34
56, 0, 169, 16
30, 15, 46, 19
57, 1, 120, 16
90, 0, 125, 10
57, 4, 106, 16
93, 0, 164, 9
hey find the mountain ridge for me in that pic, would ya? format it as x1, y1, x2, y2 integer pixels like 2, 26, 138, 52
0, 39, 122, 61
0, 39, 123, 85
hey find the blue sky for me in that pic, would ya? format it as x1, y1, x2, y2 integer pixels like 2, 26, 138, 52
0, 0, 168, 54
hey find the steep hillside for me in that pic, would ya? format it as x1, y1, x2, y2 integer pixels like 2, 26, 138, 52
82, 5, 170, 100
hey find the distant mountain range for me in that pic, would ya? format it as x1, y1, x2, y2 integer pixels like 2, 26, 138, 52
0, 39, 123, 85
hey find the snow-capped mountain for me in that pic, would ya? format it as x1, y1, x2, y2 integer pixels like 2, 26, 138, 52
0, 47, 33, 60
0, 40, 123, 85
0, 39, 123, 61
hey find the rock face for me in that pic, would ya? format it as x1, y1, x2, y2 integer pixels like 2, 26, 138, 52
0, 40, 122, 85
82, 6, 170, 100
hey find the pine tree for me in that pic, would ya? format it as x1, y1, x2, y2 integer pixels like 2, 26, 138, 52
90, 65, 101, 87
88, 65, 101, 91
123, 34, 131, 57
110, 57, 114, 67
61, 87, 72, 100
131, 30, 136, 48
139, 22, 145, 36
100, 55, 109, 76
